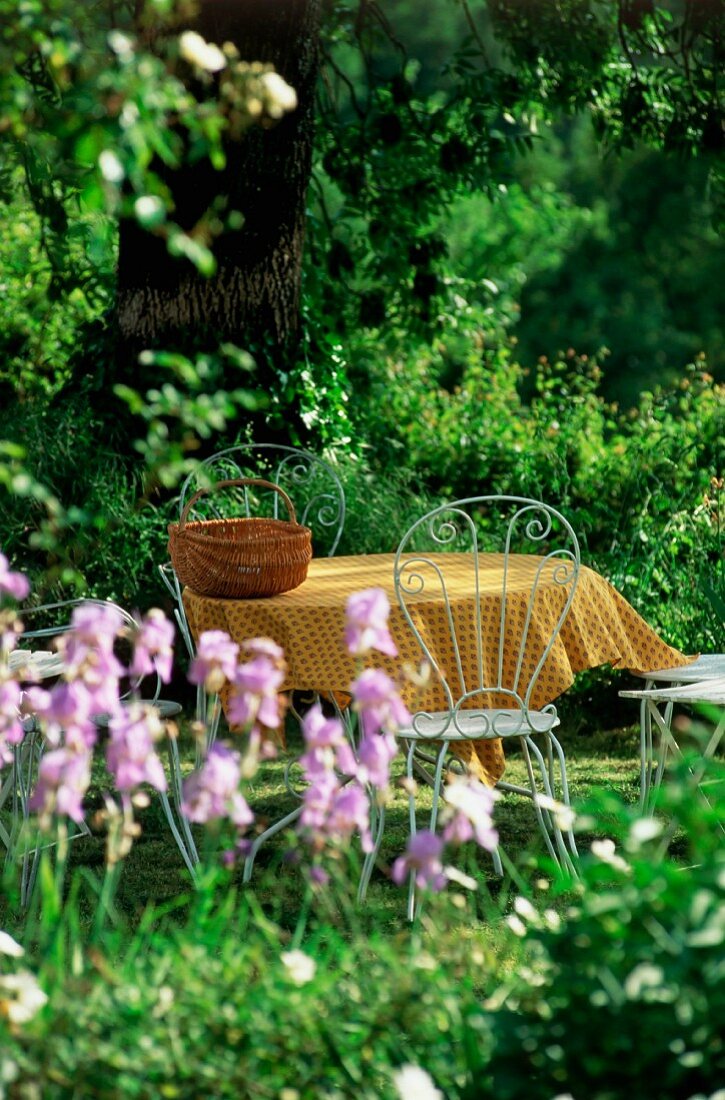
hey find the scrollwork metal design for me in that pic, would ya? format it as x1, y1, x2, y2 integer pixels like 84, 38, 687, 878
178, 444, 346, 555
394, 493, 580, 735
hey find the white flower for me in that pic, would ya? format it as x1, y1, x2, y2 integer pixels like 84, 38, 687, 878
99, 150, 124, 183
260, 71, 298, 118
513, 895, 538, 923
534, 793, 576, 831
108, 30, 134, 59
0, 971, 48, 1024
443, 865, 478, 891
628, 817, 662, 845
392, 1064, 443, 1100
134, 196, 165, 225
444, 777, 499, 822
505, 914, 527, 938
591, 838, 630, 873
179, 31, 226, 73
0, 931, 24, 958
624, 962, 664, 1000
280, 949, 316, 986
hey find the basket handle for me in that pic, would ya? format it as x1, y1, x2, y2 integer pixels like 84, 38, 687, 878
178, 478, 298, 531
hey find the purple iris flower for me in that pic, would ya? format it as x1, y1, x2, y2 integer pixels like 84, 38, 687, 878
182, 743, 254, 829
130, 608, 175, 684
344, 587, 398, 657
392, 830, 447, 892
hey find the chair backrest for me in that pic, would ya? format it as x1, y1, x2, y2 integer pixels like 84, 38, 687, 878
394, 496, 581, 721
18, 598, 163, 708
177, 444, 346, 557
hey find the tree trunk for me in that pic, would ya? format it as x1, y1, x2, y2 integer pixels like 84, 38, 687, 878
116, 0, 322, 377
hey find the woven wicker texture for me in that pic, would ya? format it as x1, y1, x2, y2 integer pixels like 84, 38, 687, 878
183, 553, 693, 786
168, 478, 312, 599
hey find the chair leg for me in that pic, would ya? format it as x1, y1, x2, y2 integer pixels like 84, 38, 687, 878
357, 801, 385, 904
406, 740, 420, 923
639, 691, 654, 812
521, 736, 577, 876
646, 701, 725, 833
162, 735, 199, 876
546, 730, 578, 858
649, 699, 674, 808
243, 803, 304, 884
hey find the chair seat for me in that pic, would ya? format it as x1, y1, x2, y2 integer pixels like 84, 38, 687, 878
398, 707, 559, 741
632, 653, 725, 684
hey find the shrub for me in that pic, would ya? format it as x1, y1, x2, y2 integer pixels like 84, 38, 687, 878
353, 310, 724, 653
481, 740, 725, 1099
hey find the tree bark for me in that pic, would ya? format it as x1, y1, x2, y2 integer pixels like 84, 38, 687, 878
116, 0, 322, 375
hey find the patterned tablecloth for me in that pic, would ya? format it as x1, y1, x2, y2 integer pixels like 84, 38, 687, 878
182, 553, 692, 785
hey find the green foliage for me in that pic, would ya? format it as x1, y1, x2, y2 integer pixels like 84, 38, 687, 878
0, 173, 113, 398
488, 0, 724, 164
481, 742, 725, 1099
0, 0, 721, 651
0, 341, 266, 606
352, 306, 724, 651
0, 396, 169, 603
0, 727, 722, 1098
115, 345, 264, 491
441, 121, 723, 404
310, 0, 724, 367
0, 0, 294, 282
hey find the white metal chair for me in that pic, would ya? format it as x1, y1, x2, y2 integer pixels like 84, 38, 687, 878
4, 598, 187, 898
620, 674, 725, 817
358, 496, 581, 919
158, 444, 347, 877
627, 653, 725, 811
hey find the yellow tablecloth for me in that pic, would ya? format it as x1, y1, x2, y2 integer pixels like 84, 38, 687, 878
182, 553, 692, 785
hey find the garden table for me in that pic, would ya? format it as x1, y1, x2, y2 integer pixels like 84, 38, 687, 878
182, 553, 691, 785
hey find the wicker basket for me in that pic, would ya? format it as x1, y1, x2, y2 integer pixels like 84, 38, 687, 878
168, 478, 312, 599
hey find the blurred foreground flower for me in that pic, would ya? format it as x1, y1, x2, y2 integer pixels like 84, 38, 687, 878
259, 71, 298, 118
182, 743, 253, 830
591, 838, 630, 873
188, 630, 239, 694
280, 949, 316, 986
0, 553, 29, 602
441, 774, 499, 851
0, 679, 25, 765
228, 638, 286, 732
29, 747, 91, 824
393, 1064, 443, 1100
298, 703, 373, 853
392, 831, 447, 892
0, 931, 24, 958
179, 31, 226, 73
130, 608, 175, 684
351, 668, 410, 737
345, 587, 397, 658
107, 704, 167, 793
0, 970, 47, 1025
